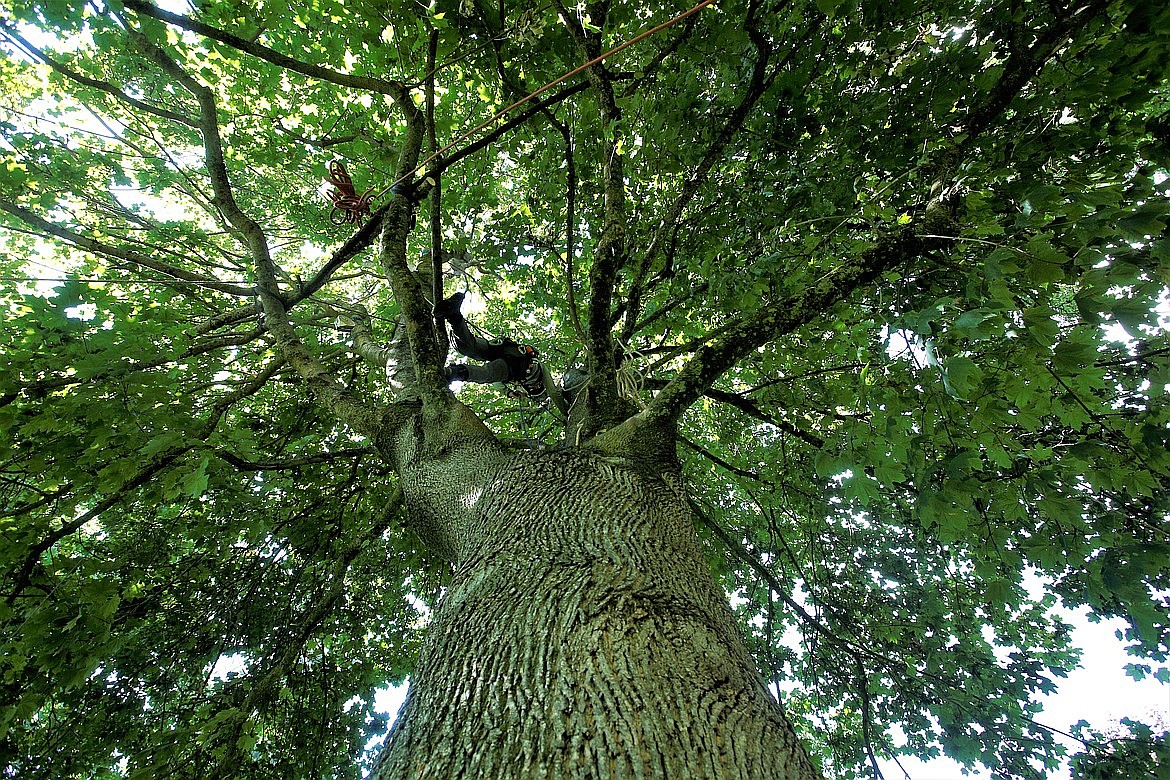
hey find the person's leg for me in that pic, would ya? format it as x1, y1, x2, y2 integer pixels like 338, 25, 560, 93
448, 359, 510, 384
438, 295, 503, 362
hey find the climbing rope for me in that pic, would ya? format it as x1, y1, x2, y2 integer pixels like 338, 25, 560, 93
374, 0, 719, 200
516, 392, 533, 444
615, 346, 648, 408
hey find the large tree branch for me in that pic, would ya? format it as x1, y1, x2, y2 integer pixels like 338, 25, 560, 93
644, 229, 932, 424
121, 0, 410, 99
5, 456, 178, 604
640, 1, 1102, 427
0, 22, 196, 126
554, 0, 630, 427
349, 316, 397, 371
430, 81, 592, 178
688, 495, 928, 691
215, 447, 373, 472
371, 93, 453, 412
472, 14, 587, 350
5, 356, 283, 604
193, 80, 594, 339
561, 124, 587, 345
425, 28, 449, 361
651, 380, 825, 449
128, 27, 386, 440
191, 82, 583, 339
960, 0, 1105, 144
0, 199, 255, 297
681, 436, 762, 481
17, 328, 263, 395
618, 13, 699, 100
621, 0, 780, 343
197, 483, 405, 775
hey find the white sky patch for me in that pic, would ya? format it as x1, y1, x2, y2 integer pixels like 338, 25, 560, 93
884, 326, 932, 366
208, 652, 250, 683
64, 302, 97, 320
22, 250, 82, 296
876, 605, 1168, 779
155, 0, 192, 13
751, 570, 1169, 778
300, 240, 328, 264
461, 288, 486, 316
362, 682, 409, 758
404, 592, 430, 619
109, 185, 181, 217
374, 683, 407, 719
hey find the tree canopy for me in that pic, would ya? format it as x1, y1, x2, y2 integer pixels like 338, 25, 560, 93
1, 0, 1168, 777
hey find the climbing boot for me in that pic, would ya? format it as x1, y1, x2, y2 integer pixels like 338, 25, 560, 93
434, 292, 465, 321
444, 363, 470, 383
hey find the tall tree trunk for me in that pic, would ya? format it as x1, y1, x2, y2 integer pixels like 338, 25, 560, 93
372, 447, 821, 779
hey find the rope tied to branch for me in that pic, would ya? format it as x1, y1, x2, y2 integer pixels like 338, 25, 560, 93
373, 0, 719, 200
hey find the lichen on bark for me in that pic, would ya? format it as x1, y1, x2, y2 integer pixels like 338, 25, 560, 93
370, 445, 822, 780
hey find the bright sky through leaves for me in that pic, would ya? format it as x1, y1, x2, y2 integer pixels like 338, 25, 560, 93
1, 0, 1168, 777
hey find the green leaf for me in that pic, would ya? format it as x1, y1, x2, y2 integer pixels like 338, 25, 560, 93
181, 458, 210, 499
141, 431, 184, 458
985, 578, 1013, 607
1117, 202, 1169, 240
3, 4, 1166, 778
941, 355, 983, 400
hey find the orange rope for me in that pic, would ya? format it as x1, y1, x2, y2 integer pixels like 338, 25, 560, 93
376, 0, 718, 199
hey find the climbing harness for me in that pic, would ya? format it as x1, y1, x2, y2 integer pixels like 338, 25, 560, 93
616, 360, 646, 408
501, 344, 544, 399
515, 352, 546, 399
516, 392, 532, 442
513, 370, 557, 450
458, 315, 544, 399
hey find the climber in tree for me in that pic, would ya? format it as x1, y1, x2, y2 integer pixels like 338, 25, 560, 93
436, 292, 568, 416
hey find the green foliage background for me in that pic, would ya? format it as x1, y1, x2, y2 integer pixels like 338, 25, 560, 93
1, 0, 1167, 777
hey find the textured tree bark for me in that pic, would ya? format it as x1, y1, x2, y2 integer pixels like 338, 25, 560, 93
371, 445, 822, 779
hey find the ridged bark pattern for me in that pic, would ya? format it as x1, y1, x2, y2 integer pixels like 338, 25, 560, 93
373, 449, 821, 779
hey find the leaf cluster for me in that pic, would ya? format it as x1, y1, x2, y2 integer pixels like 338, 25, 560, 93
1, 0, 1168, 776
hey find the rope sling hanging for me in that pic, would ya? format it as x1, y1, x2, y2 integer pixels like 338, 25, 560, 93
517, 392, 535, 446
